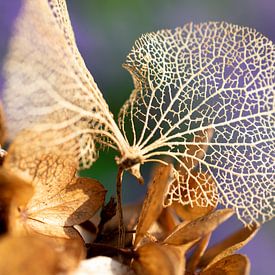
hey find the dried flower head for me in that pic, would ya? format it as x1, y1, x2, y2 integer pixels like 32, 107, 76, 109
2, 0, 274, 232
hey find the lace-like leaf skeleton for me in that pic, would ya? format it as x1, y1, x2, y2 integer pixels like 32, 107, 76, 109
3, 0, 275, 226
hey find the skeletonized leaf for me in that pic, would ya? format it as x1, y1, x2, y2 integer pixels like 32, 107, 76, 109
0, 235, 59, 275
200, 254, 250, 275
3, 0, 128, 169
171, 172, 218, 221
181, 128, 214, 173
133, 242, 186, 275
120, 22, 275, 225
163, 209, 234, 245
199, 225, 259, 268
135, 164, 172, 246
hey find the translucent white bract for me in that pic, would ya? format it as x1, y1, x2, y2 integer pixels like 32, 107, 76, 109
3, 0, 275, 225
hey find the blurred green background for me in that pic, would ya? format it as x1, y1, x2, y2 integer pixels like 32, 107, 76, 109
0, 0, 274, 274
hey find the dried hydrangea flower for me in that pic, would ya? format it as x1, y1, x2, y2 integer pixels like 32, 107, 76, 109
3, 0, 274, 228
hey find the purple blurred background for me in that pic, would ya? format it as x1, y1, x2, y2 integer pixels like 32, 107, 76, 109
0, 1, 274, 274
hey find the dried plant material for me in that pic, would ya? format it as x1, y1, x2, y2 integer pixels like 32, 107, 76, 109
171, 172, 218, 221
0, 102, 6, 146
200, 254, 250, 275
49, 235, 86, 273
3, 0, 129, 170
200, 225, 259, 268
0, 168, 33, 206
4, 151, 106, 239
0, 235, 59, 275
164, 209, 234, 245
17, 219, 82, 240
102, 202, 142, 233
73, 256, 134, 275
186, 233, 211, 274
119, 22, 275, 225
134, 164, 172, 246
158, 207, 179, 235
0, 168, 33, 234
133, 243, 186, 275
27, 177, 105, 226
0, 234, 85, 274
87, 202, 142, 247
3, 0, 274, 226
181, 129, 214, 172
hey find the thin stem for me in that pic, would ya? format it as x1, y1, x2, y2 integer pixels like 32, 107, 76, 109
116, 166, 125, 248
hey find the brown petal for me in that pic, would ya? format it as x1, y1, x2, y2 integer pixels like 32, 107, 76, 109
27, 177, 106, 226
0, 168, 33, 205
25, 219, 83, 239
134, 164, 172, 247
158, 207, 179, 235
9, 221, 86, 273
0, 168, 33, 234
133, 242, 186, 275
186, 233, 211, 273
200, 254, 250, 275
0, 102, 6, 146
0, 235, 59, 275
163, 209, 234, 245
47, 235, 86, 273
199, 224, 259, 268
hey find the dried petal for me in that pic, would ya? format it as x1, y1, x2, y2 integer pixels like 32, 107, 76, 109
0, 168, 33, 206
0, 168, 33, 234
186, 233, 211, 273
27, 177, 106, 226
5, 151, 106, 238
199, 225, 259, 268
133, 242, 186, 275
48, 235, 86, 272
0, 102, 6, 146
158, 207, 179, 235
164, 209, 234, 245
0, 235, 59, 275
200, 254, 250, 275
8, 220, 86, 272
20, 219, 82, 239
135, 164, 172, 246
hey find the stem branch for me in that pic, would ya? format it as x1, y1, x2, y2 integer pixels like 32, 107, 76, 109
116, 166, 125, 247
